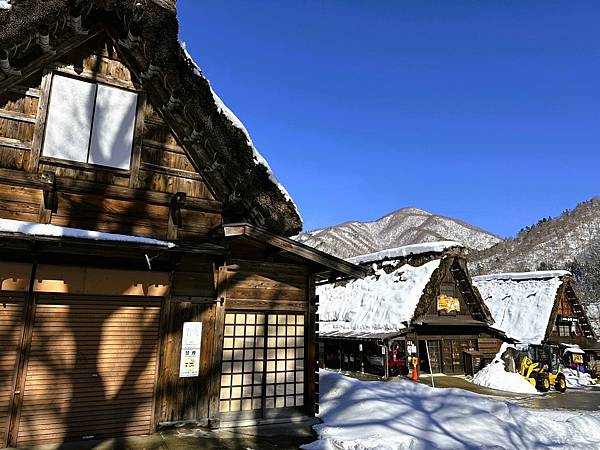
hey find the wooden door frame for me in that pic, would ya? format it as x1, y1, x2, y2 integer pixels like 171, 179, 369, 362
6, 263, 38, 448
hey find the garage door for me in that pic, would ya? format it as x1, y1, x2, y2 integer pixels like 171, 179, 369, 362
0, 295, 24, 447
15, 295, 161, 447
219, 312, 305, 421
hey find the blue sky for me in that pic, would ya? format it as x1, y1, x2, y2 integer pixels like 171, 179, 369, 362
178, 1, 600, 238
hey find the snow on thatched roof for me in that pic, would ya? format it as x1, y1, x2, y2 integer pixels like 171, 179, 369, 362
473, 271, 569, 344
0, 0, 301, 236
318, 259, 442, 334
347, 241, 464, 265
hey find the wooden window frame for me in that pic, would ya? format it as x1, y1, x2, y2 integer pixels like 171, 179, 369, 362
35, 67, 144, 175
219, 311, 307, 421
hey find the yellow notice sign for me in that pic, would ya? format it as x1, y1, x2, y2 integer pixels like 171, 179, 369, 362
437, 295, 460, 313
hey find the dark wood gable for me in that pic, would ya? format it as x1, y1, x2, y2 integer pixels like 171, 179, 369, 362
546, 279, 596, 343
416, 257, 493, 325
0, 31, 223, 241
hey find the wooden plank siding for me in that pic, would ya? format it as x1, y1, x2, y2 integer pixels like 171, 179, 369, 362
0, 33, 222, 241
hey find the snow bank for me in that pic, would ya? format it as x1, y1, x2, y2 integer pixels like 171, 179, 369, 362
318, 260, 441, 333
563, 368, 596, 388
303, 370, 600, 450
179, 43, 301, 222
471, 344, 538, 394
347, 241, 463, 265
0, 218, 175, 248
473, 275, 563, 344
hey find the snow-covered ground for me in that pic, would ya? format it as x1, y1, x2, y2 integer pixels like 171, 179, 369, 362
303, 370, 600, 450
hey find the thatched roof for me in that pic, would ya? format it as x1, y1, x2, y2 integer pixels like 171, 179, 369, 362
318, 245, 494, 335
0, 0, 302, 236
473, 271, 597, 344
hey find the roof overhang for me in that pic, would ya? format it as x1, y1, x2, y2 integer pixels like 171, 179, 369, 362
319, 329, 405, 340
0, 229, 225, 259
223, 223, 366, 280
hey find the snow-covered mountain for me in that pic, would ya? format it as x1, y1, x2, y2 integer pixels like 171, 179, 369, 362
294, 207, 501, 259
469, 198, 600, 275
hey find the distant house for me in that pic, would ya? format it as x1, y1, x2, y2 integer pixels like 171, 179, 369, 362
473, 271, 597, 349
318, 242, 505, 376
0, 1, 365, 448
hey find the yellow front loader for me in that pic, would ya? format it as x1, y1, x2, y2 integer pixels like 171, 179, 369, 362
519, 356, 567, 393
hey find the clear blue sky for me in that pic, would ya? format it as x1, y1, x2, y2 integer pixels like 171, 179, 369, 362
178, 1, 599, 238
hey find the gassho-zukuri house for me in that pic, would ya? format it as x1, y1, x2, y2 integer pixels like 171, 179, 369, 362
317, 241, 507, 377
473, 271, 599, 364
0, 1, 366, 447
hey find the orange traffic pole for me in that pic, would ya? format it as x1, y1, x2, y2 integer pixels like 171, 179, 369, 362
411, 357, 419, 381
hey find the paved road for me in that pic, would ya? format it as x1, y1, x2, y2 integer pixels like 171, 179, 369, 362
512, 385, 600, 411
418, 374, 600, 412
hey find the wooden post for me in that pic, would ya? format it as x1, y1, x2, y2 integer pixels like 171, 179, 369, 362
6, 262, 37, 447
207, 266, 227, 428
167, 192, 186, 241
383, 341, 389, 379
38, 171, 56, 224
306, 276, 318, 416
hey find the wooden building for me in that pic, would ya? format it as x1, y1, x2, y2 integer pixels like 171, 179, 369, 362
473, 271, 597, 349
0, 1, 365, 447
318, 242, 504, 377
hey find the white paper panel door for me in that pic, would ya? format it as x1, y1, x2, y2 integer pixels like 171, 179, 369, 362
42, 74, 96, 163
88, 84, 137, 170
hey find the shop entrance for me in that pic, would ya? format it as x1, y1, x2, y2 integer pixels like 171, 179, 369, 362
419, 340, 442, 374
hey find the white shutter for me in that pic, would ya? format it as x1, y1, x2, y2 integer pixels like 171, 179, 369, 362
42, 74, 96, 163
88, 84, 137, 170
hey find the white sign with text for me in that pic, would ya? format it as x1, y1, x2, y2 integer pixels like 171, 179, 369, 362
179, 322, 202, 377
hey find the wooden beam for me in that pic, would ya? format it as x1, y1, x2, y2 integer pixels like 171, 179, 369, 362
0, 28, 103, 94
0, 110, 36, 124
0, 167, 223, 213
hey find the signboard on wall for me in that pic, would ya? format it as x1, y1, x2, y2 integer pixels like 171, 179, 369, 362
179, 322, 202, 378
437, 295, 460, 313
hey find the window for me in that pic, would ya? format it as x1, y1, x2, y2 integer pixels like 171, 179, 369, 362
558, 325, 571, 337
42, 73, 138, 170
220, 312, 305, 415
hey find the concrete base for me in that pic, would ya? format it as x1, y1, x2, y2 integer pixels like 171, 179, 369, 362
5, 418, 320, 450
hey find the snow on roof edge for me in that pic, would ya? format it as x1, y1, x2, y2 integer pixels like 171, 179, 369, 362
0, 218, 175, 248
347, 241, 463, 265
180, 42, 302, 224
473, 270, 571, 282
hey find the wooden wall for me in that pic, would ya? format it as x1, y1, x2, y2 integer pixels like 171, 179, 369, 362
0, 33, 222, 241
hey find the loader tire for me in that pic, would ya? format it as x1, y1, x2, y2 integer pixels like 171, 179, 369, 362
536, 373, 550, 392
555, 374, 567, 393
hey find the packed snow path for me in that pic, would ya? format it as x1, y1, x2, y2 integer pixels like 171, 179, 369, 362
303, 370, 600, 450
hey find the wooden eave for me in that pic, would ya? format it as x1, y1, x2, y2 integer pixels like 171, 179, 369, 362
0, 230, 226, 259
223, 223, 367, 279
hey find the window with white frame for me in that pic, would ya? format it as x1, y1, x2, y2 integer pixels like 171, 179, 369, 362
42, 73, 138, 170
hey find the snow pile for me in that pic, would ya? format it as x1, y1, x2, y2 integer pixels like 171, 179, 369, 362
563, 368, 596, 388
302, 370, 600, 450
0, 1, 11, 10
473, 274, 564, 344
318, 260, 441, 333
0, 218, 175, 248
471, 344, 538, 394
347, 241, 463, 264
179, 43, 301, 222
